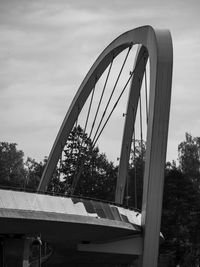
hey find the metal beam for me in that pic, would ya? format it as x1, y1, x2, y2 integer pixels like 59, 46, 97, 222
78, 235, 142, 255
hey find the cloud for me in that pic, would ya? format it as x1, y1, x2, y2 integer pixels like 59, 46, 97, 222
0, 0, 200, 164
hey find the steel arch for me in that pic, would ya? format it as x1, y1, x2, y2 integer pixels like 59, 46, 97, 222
38, 25, 172, 192
38, 25, 173, 267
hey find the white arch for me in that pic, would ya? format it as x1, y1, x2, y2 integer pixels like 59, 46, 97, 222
38, 25, 173, 267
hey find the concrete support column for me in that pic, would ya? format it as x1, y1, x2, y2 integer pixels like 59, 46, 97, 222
22, 238, 31, 267
0, 239, 5, 267
3, 236, 31, 267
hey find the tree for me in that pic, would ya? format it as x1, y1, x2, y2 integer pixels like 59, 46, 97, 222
59, 125, 117, 201
126, 140, 145, 209
0, 142, 26, 188
161, 167, 200, 266
178, 132, 200, 188
0, 142, 48, 191
25, 157, 47, 191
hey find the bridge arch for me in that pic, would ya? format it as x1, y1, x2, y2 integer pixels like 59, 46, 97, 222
38, 25, 172, 194
38, 25, 173, 267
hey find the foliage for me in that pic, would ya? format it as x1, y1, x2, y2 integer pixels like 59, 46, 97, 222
1, 132, 200, 266
178, 132, 200, 187
161, 168, 200, 265
125, 135, 200, 265
126, 139, 145, 209
59, 125, 117, 201
0, 142, 47, 191
0, 142, 26, 188
25, 157, 47, 190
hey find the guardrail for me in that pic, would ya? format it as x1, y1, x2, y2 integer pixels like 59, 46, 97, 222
0, 184, 141, 212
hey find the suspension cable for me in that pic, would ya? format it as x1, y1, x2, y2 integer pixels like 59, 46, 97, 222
144, 67, 148, 124
133, 129, 137, 208
70, 133, 85, 195
67, 109, 80, 193
125, 144, 129, 206
68, 107, 80, 177
70, 83, 95, 195
78, 81, 96, 166
75, 103, 80, 128
139, 90, 143, 159
68, 125, 77, 167
93, 71, 134, 147
83, 81, 96, 135
71, 159, 85, 194
69, 116, 79, 156
89, 56, 114, 139
71, 46, 147, 195
92, 46, 132, 144
58, 143, 63, 184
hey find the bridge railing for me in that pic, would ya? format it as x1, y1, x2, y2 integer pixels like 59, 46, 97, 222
0, 184, 141, 212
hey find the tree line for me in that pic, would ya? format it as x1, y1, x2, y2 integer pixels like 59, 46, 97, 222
0, 130, 200, 266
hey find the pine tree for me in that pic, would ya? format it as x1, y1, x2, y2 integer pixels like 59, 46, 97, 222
60, 125, 117, 201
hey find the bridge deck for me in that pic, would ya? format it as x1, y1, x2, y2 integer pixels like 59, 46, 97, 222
0, 189, 142, 266
0, 189, 141, 243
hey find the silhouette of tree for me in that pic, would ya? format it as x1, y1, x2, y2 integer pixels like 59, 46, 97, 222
0, 142, 26, 188
126, 140, 145, 209
59, 125, 117, 201
1, 134, 200, 266
161, 162, 200, 266
178, 132, 200, 188
25, 157, 47, 190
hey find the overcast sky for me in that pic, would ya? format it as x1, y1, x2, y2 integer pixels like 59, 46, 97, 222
0, 0, 200, 164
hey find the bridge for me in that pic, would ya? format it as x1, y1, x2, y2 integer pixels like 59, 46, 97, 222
0, 25, 173, 267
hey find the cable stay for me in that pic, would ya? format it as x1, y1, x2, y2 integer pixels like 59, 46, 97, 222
89, 57, 114, 139
71, 47, 133, 194
67, 119, 79, 168
79, 82, 96, 156
131, 64, 149, 209
65, 46, 148, 198
92, 46, 132, 144
83, 82, 96, 136
70, 83, 96, 195
70, 159, 85, 195
133, 129, 137, 208
144, 67, 149, 124
139, 92, 143, 160
93, 70, 134, 147
58, 146, 63, 184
